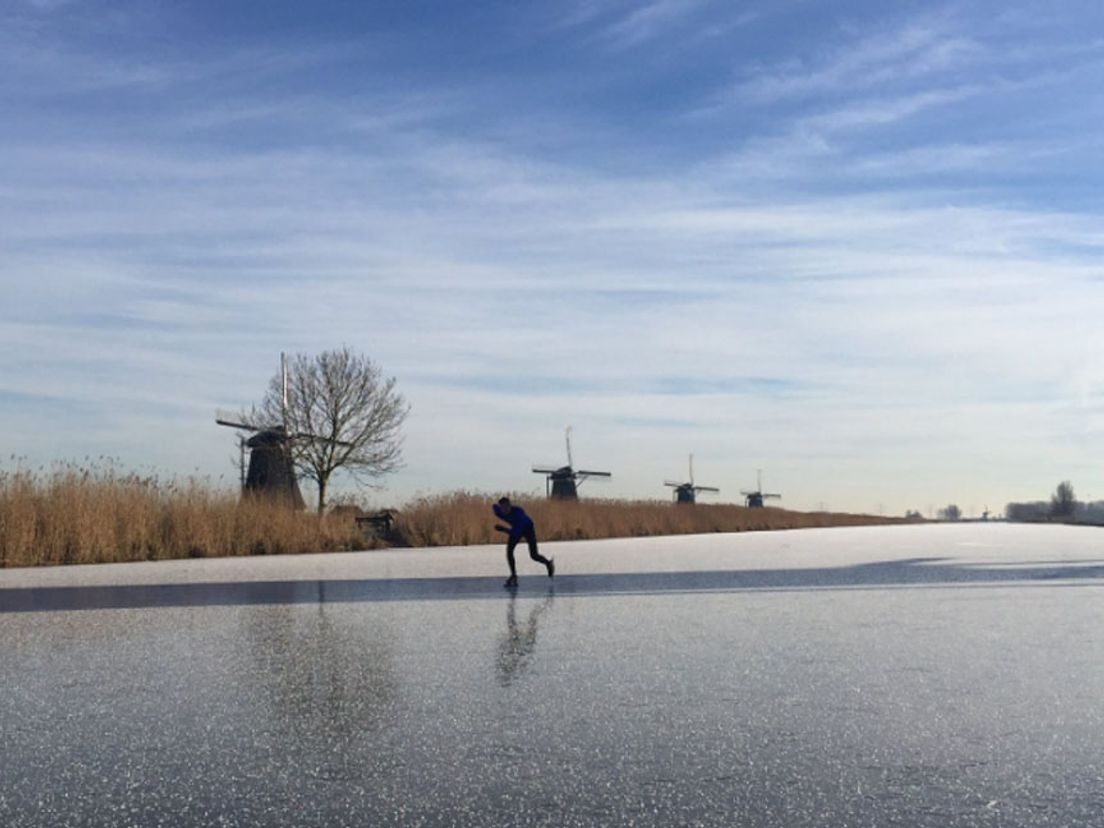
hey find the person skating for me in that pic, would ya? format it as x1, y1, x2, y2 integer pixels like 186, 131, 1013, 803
493, 497, 554, 588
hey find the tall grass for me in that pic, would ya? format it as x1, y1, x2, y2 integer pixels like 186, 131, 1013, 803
392, 491, 905, 548
1, 464, 906, 568
0, 463, 364, 568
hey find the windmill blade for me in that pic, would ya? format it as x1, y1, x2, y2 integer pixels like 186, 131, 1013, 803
215, 417, 260, 432
663, 480, 683, 488
575, 469, 611, 490
291, 431, 355, 448
689, 453, 694, 486
763, 492, 782, 498
280, 352, 289, 431
695, 486, 721, 493
532, 466, 560, 475
739, 490, 757, 496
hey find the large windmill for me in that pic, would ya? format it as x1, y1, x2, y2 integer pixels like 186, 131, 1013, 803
532, 427, 611, 499
664, 454, 719, 504
741, 469, 781, 508
215, 353, 351, 509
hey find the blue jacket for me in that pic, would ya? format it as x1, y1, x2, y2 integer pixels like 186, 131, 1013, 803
493, 503, 534, 538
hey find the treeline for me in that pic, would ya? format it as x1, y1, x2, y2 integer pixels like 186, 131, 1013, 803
1005, 501, 1104, 524
1005, 481, 1104, 524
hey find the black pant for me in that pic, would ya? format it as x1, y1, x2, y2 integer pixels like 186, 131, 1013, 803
506, 528, 549, 576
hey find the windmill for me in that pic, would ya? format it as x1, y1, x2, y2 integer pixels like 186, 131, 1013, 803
215, 353, 351, 509
664, 454, 719, 504
532, 426, 611, 499
741, 469, 781, 508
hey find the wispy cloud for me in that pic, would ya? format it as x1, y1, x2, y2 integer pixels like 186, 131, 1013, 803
803, 84, 985, 131
732, 17, 980, 104
556, 0, 752, 51
604, 0, 708, 46
4, 2, 1104, 510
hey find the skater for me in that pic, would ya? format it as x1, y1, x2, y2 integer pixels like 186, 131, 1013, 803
493, 497, 554, 588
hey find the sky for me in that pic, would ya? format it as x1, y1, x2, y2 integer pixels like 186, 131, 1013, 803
4, 0, 1104, 516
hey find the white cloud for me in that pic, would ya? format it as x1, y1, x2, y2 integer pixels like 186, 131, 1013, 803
604, 0, 708, 46
556, 0, 725, 48
732, 17, 979, 104
802, 84, 985, 131
4, 3, 1104, 514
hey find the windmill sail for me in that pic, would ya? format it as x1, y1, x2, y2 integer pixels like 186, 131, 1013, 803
532, 427, 611, 499
665, 454, 719, 503
741, 469, 780, 508
214, 355, 331, 508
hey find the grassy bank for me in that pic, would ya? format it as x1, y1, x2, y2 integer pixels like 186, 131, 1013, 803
0, 464, 363, 568
1, 464, 907, 568
391, 491, 905, 547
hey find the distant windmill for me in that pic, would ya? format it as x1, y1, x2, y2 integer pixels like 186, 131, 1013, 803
741, 469, 781, 508
664, 454, 719, 504
532, 426, 611, 499
215, 353, 352, 509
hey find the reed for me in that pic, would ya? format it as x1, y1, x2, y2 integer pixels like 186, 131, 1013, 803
1, 464, 905, 568
391, 491, 904, 547
0, 462, 364, 568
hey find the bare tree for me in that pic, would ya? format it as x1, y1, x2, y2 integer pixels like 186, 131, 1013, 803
1051, 480, 1076, 520
938, 504, 961, 521
246, 348, 410, 512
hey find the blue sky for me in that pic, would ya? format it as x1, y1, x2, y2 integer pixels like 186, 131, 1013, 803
4, 0, 1104, 514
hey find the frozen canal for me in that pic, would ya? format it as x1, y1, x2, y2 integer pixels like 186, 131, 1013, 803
3, 523, 1104, 826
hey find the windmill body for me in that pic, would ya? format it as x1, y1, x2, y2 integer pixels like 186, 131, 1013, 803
533, 427, 611, 500
664, 454, 719, 504
545, 466, 581, 499
243, 427, 306, 508
216, 353, 351, 509
216, 416, 306, 507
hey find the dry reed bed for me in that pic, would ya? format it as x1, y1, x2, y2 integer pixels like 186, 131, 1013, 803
391, 491, 904, 548
1, 467, 904, 568
0, 465, 363, 568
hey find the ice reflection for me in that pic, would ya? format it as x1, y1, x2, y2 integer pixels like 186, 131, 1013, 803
496, 591, 554, 687
242, 604, 397, 777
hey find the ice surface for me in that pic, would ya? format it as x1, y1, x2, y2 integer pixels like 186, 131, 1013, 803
2, 523, 1104, 826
